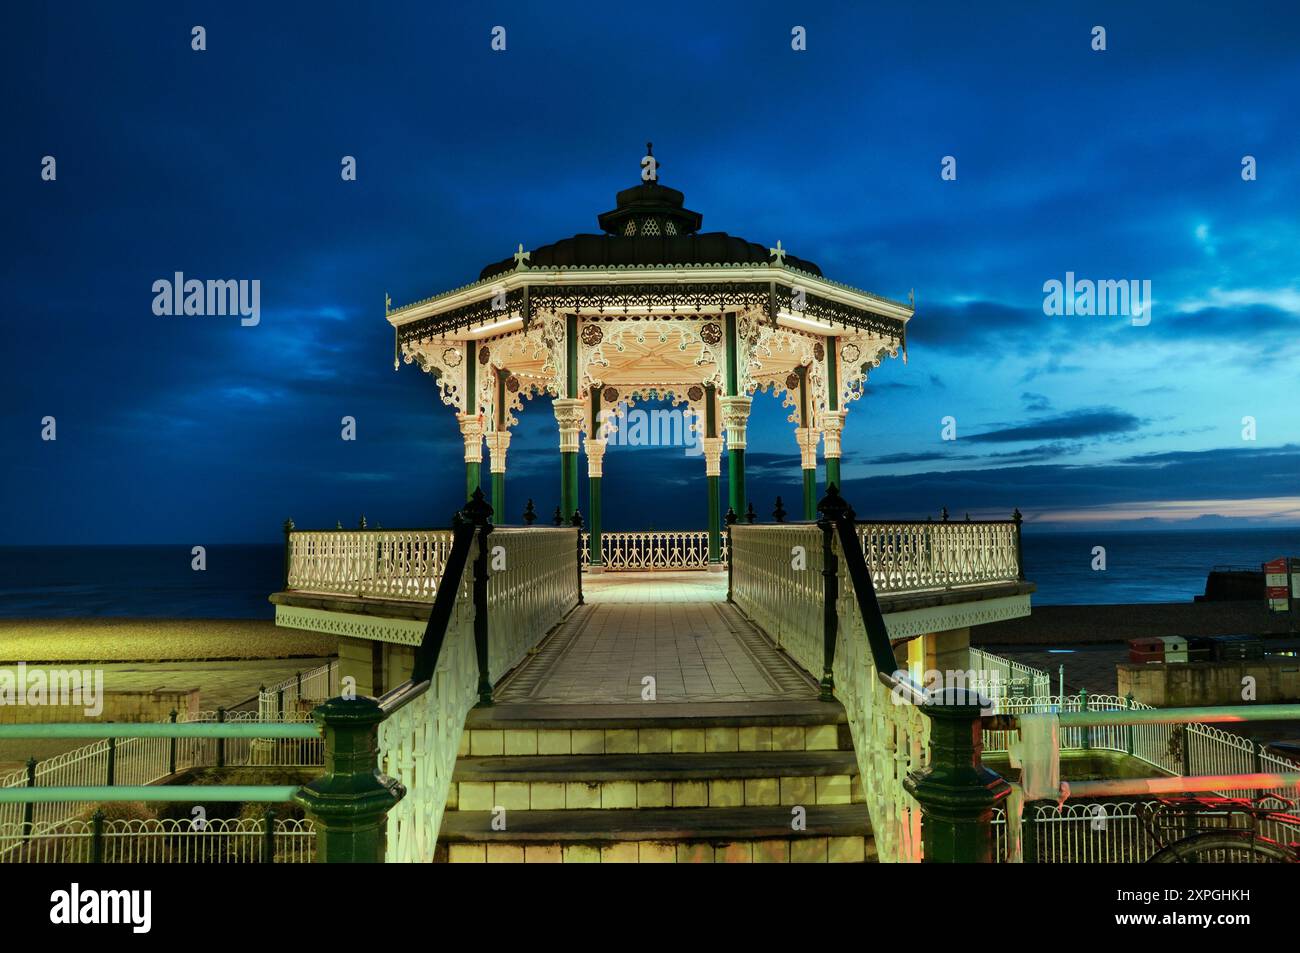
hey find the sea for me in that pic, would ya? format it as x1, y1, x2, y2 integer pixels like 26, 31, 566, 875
0, 528, 1297, 618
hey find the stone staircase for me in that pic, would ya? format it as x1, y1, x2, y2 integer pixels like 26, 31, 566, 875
435, 700, 873, 863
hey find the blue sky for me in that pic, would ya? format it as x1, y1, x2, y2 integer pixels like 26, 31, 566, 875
3, 1, 1299, 543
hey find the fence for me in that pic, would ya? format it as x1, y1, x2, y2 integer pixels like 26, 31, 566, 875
969, 647, 1052, 700
991, 798, 1299, 863
581, 531, 722, 570
0, 814, 316, 863
378, 512, 580, 862
0, 710, 321, 840
982, 693, 1300, 799
285, 528, 455, 600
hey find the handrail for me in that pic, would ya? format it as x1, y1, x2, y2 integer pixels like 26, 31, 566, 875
983, 704, 1300, 731
0, 786, 301, 804
828, 493, 927, 705
0, 723, 319, 740
409, 504, 482, 686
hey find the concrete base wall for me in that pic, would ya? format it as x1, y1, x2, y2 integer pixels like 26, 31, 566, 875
1119, 658, 1300, 707
337, 637, 417, 699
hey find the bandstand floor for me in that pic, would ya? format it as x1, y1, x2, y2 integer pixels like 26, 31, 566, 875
495, 572, 818, 705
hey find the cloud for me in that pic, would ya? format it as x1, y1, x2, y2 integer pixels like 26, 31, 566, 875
966, 408, 1143, 444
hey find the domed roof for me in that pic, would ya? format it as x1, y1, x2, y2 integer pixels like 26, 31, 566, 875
479, 146, 822, 280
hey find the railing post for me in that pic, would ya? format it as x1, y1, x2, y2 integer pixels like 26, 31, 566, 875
744, 501, 757, 524
552, 506, 564, 527
294, 696, 404, 863
904, 688, 1012, 863
1011, 508, 1024, 581
571, 510, 585, 606
23, 757, 36, 845
724, 507, 737, 603
217, 707, 227, 768
282, 517, 295, 589
523, 499, 537, 526
1078, 689, 1090, 751
106, 736, 116, 786
464, 488, 494, 707
168, 709, 178, 774
772, 496, 787, 523
91, 809, 105, 863
263, 806, 277, 863
1124, 693, 1135, 755
1021, 801, 1040, 863
1180, 725, 1192, 777
815, 485, 850, 703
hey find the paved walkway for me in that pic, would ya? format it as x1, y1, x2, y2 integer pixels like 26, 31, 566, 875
498, 572, 815, 705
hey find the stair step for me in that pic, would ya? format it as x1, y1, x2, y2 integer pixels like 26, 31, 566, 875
455, 750, 858, 783
466, 700, 847, 731
460, 706, 852, 758
442, 803, 869, 840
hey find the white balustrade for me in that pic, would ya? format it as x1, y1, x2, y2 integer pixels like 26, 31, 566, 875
286, 530, 455, 600
378, 527, 579, 863
581, 530, 721, 571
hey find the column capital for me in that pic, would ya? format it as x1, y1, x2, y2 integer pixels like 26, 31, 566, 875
585, 436, 607, 478
552, 397, 584, 454
719, 395, 753, 451
794, 426, 821, 470
700, 436, 724, 477
457, 413, 485, 464
484, 430, 512, 474
821, 409, 846, 459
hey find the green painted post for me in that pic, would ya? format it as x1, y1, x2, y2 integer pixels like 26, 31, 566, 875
464, 488, 494, 707
1012, 508, 1024, 581
168, 709, 178, 775
106, 736, 116, 786
816, 485, 851, 702
588, 388, 602, 569
23, 758, 35, 844
465, 346, 480, 500
217, 707, 226, 768
282, 518, 295, 589
1124, 693, 1135, 755
572, 510, 585, 606
91, 809, 105, 863
293, 696, 404, 863
903, 689, 1012, 863
263, 806, 277, 863
1078, 689, 1090, 751
724, 507, 737, 602
1021, 801, 1040, 863
802, 468, 816, 521
492, 471, 505, 525
728, 447, 746, 520
706, 384, 721, 566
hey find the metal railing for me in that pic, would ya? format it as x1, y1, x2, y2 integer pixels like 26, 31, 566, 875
284, 528, 455, 600
0, 710, 320, 839
376, 492, 580, 863
581, 530, 723, 571
969, 648, 1052, 699
856, 518, 1022, 592
0, 814, 316, 864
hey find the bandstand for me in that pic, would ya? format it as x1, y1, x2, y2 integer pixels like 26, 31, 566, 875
385, 148, 914, 568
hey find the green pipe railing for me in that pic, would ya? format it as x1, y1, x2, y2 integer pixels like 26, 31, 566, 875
1066, 772, 1300, 799
0, 723, 320, 740
0, 786, 300, 804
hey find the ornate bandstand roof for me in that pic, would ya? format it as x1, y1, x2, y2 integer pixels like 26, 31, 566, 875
386, 148, 914, 437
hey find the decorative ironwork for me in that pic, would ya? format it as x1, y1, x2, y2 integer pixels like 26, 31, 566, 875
579, 531, 726, 571
580, 324, 604, 346
506, 375, 520, 393
687, 384, 704, 401
602, 385, 619, 402
700, 321, 723, 344
478, 345, 490, 364
395, 281, 906, 345
813, 341, 825, 361
785, 372, 800, 391
441, 346, 462, 367
841, 341, 860, 364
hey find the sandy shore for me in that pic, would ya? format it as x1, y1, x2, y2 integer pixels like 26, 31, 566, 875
0, 618, 336, 664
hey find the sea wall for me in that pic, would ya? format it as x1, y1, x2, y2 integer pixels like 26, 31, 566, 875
1118, 659, 1300, 707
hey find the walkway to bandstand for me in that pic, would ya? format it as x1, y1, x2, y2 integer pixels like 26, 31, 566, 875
494, 571, 819, 706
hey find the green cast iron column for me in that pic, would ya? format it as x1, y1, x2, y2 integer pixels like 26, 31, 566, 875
464, 347, 480, 500
588, 388, 602, 568
724, 312, 746, 518
825, 337, 842, 491
560, 315, 579, 517
798, 366, 815, 519
294, 696, 404, 863
706, 384, 720, 565
491, 371, 507, 517
903, 689, 1011, 863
